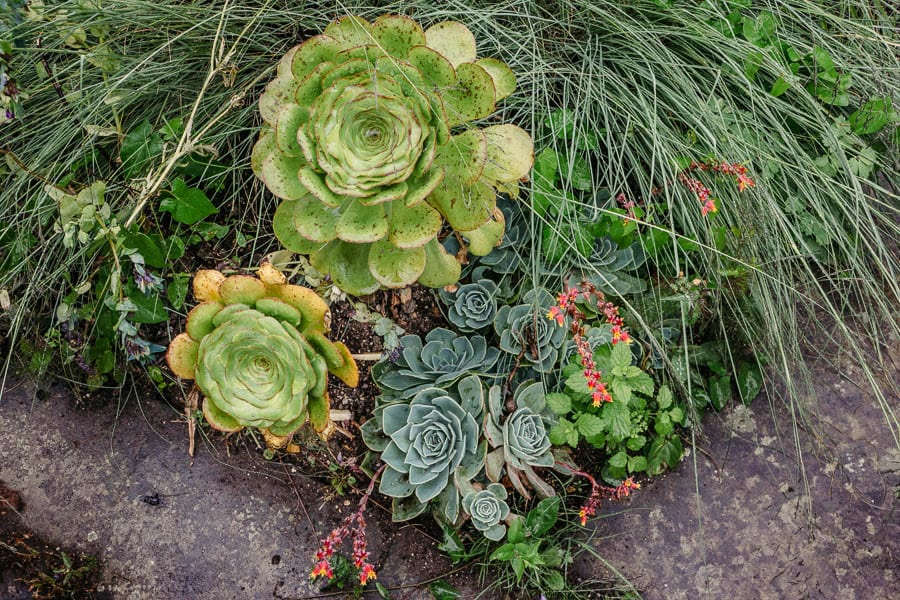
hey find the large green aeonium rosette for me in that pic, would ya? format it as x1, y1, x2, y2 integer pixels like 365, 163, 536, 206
253, 15, 534, 295
166, 265, 359, 448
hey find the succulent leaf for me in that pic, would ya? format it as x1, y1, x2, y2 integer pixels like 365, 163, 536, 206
424, 21, 476, 68
367, 385, 484, 520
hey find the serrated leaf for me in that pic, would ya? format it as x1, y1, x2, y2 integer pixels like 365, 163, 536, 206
626, 435, 646, 451
656, 385, 673, 409
608, 450, 627, 468
565, 371, 592, 397
628, 455, 647, 473
610, 379, 632, 406
604, 399, 632, 441
576, 413, 605, 437
610, 342, 632, 371
545, 392, 572, 415
669, 406, 684, 423
549, 418, 578, 447
627, 370, 655, 397
159, 178, 217, 225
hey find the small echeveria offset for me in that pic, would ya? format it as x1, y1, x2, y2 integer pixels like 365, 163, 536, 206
166, 264, 359, 449
461, 483, 510, 541
495, 288, 567, 372
253, 15, 534, 295
438, 278, 499, 332
361, 375, 486, 522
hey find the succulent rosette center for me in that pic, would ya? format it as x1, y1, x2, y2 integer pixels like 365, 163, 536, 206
196, 307, 316, 430
311, 76, 429, 197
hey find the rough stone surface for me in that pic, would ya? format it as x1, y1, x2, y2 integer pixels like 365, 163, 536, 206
0, 380, 468, 599
579, 348, 900, 599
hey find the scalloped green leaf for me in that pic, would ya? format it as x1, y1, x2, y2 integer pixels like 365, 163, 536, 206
311, 240, 381, 296
388, 199, 441, 248
418, 237, 462, 288
465, 209, 505, 256
483, 124, 534, 183
323, 16, 373, 47
259, 75, 298, 125
475, 58, 516, 100
202, 397, 243, 432
368, 239, 426, 288
425, 21, 476, 68
259, 152, 306, 201
335, 200, 388, 243
371, 15, 426, 58
291, 194, 338, 243
298, 167, 342, 208
219, 275, 266, 306
428, 175, 494, 232
185, 301, 223, 341
255, 297, 303, 327
290, 35, 341, 80
442, 63, 496, 127
434, 129, 487, 184
273, 103, 307, 157
272, 199, 328, 254
408, 45, 456, 87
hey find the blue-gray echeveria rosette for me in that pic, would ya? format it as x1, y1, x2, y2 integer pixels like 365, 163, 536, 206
484, 381, 556, 499
362, 375, 486, 522
438, 278, 499, 332
461, 483, 509, 541
254, 15, 535, 295
494, 288, 567, 373
371, 327, 500, 401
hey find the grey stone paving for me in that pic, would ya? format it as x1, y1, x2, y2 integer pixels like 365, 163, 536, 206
1, 341, 897, 599
0, 380, 463, 599
581, 350, 900, 599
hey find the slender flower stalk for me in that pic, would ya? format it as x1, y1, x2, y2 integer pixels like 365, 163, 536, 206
547, 283, 631, 406
556, 461, 640, 526
677, 159, 755, 216
310, 465, 386, 586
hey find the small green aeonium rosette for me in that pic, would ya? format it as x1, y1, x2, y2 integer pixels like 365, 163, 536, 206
253, 15, 534, 295
166, 265, 359, 448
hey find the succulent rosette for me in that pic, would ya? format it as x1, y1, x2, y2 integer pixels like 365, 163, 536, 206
438, 278, 499, 332
166, 264, 359, 447
485, 381, 556, 499
495, 288, 567, 372
253, 14, 534, 295
462, 483, 510, 541
361, 375, 486, 522
371, 327, 500, 401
